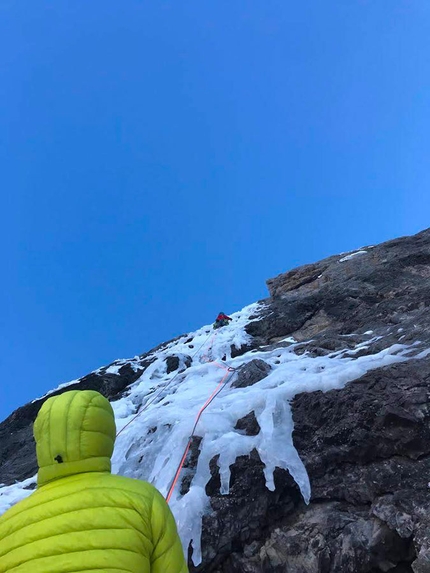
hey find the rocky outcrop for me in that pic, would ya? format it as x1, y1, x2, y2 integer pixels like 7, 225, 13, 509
247, 504, 415, 573
234, 411, 261, 436
231, 359, 271, 389
252, 229, 430, 345
165, 353, 193, 374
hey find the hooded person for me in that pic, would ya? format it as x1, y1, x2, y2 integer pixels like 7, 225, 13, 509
214, 312, 232, 329
0, 389, 188, 573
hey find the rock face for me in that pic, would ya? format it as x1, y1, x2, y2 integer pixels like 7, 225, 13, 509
165, 353, 193, 374
231, 359, 272, 389
254, 230, 430, 345
1, 228, 430, 573
196, 229, 430, 573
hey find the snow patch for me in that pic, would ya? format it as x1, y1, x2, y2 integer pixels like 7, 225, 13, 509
339, 250, 368, 262
104, 364, 123, 375
31, 379, 80, 403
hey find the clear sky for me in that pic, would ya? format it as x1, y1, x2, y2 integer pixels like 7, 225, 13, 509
1, 1, 429, 421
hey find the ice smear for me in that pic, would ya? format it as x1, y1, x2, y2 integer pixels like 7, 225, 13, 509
104, 363, 123, 375
32, 356, 146, 403
339, 250, 368, 262
415, 348, 430, 359
2, 300, 428, 567
31, 379, 80, 403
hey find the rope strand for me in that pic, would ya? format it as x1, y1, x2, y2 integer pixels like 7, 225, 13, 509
113, 322, 237, 504
165, 365, 236, 503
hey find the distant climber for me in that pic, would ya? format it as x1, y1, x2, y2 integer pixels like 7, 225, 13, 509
214, 311, 232, 329
0, 390, 188, 573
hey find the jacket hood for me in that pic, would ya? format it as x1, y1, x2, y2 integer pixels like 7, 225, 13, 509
33, 390, 116, 487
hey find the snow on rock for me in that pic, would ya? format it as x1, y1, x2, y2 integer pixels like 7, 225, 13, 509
31, 357, 144, 404
1, 301, 427, 566
31, 379, 80, 403
339, 250, 368, 262
104, 363, 124, 375
415, 347, 430, 359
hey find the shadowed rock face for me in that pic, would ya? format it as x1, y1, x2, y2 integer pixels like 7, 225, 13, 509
0, 361, 150, 485
194, 229, 430, 573
165, 353, 193, 374
194, 359, 429, 573
231, 359, 272, 389
1, 228, 430, 572
251, 228, 430, 345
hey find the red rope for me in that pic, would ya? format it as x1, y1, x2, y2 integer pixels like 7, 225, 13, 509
113, 326, 237, 503
165, 364, 235, 503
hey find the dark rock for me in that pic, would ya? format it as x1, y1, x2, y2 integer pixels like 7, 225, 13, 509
240, 503, 415, 573
231, 359, 271, 389
198, 358, 430, 572
234, 411, 261, 436
196, 450, 301, 571
195, 228, 430, 572
166, 355, 181, 374
230, 343, 259, 358
292, 360, 430, 480
248, 228, 430, 346
165, 354, 192, 374
180, 436, 202, 496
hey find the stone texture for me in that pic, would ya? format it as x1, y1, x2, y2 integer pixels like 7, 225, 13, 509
192, 357, 430, 573
199, 450, 302, 572
180, 436, 203, 496
249, 228, 430, 345
234, 411, 261, 436
231, 359, 271, 389
165, 353, 192, 374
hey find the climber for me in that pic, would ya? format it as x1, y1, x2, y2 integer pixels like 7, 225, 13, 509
214, 311, 233, 329
0, 390, 188, 573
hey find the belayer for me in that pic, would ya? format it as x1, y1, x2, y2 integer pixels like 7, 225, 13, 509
214, 311, 232, 329
0, 389, 188, 573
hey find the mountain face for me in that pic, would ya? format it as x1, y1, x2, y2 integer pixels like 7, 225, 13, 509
1, 228, 430, 573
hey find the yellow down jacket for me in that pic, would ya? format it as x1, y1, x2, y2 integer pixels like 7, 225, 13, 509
0, 390, 188, 573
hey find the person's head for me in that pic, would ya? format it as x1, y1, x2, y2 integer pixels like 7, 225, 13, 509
33, 390, 116, 487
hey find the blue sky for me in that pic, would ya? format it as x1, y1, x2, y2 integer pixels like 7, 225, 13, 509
1, 1, 429, 421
